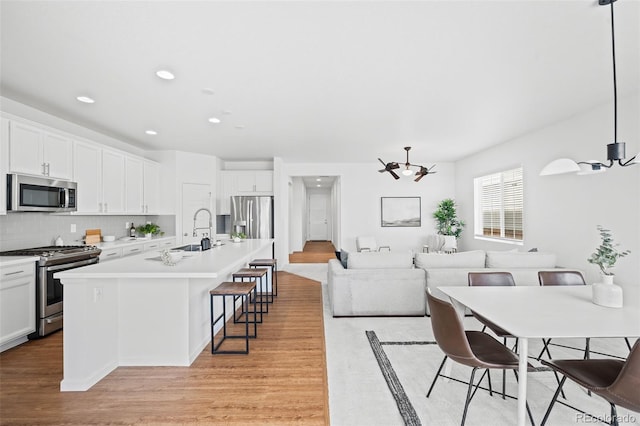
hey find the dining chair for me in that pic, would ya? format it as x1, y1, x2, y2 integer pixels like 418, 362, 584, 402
468, 271, 517, 399
537, 270, 633, 359
355, 236, 390, 252
426, 291, 535, 426
540, 340, 640, 426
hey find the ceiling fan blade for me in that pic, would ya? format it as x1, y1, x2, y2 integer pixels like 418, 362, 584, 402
414, 174, 425, 182
388, 162, 399, 170
389, 170, 400, 180
378, 158, 387, 167
378, 169, 387, 173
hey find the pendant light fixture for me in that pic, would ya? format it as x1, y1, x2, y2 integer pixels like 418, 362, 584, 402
540, 0, 638, 176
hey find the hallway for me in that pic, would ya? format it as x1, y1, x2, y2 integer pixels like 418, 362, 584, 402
289, 241, 337, 263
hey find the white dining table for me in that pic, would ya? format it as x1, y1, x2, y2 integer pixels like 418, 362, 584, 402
438, 284, 640, 426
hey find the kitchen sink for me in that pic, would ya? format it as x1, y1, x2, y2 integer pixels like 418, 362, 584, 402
173, 244, 202, 252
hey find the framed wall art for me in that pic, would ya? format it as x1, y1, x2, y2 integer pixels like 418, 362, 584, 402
380, 197, 421, 227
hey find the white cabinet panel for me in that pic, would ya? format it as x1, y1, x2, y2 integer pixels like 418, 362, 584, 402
122, 243, 144, 257
218, 170, 273, 213
125, 157, 144, 214
143, 160, 160, 214
73, 141, 102, 213
254, 171, 273, 193
8, 121, 72, 179
8, 121, 43, 176
0, 262, 36, 348
236, 173, 256, 193
99, 247, 122, 262
42, 132, 73, 179
101, 150, 126, 213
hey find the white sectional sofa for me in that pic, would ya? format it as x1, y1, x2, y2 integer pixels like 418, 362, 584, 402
327, 251, 426, 316
328, 249, 570, 317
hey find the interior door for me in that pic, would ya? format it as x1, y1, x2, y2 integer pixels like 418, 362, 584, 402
308, 192, 329, 241
182, 183, 212, 244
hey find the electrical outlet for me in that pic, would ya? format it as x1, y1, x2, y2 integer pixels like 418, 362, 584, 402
93, 287, 103, 302
70, 224, 76, 233
125, 222, 130, 229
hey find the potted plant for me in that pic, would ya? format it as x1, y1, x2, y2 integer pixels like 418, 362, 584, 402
587, 225, 630, 283
136, 223, 163, 239
231, 232, 247, 242
433, 198, 465, 250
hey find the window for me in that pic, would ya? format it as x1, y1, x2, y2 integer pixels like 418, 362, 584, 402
474, 167, 523, 242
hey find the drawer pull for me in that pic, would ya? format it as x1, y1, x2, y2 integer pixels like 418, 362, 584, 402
106, 253, 117, 257
3, 270, 25, 276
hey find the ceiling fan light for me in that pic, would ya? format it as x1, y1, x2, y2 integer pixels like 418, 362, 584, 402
540, 158, 580, 176
577, 162, 607, 175
402, 168, 413, 176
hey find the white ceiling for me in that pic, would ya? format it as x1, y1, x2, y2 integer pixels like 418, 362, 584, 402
1, 1, 639, 164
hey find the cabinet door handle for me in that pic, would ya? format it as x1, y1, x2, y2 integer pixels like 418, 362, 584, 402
46, 163, 50, 176
130, 248, 140, 252
3, 270, 25, 276
106, 253, 117, 257
42, 163, 46, 175
104, 203, 108, 212
98, 202, 103, 212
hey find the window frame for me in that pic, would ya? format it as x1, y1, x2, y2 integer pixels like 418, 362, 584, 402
473, 166, 524, 245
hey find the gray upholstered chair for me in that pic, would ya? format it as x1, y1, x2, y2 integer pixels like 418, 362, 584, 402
355, 236, 390, 252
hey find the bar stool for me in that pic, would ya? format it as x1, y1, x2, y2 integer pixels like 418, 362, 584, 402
210, 281, 257, 355
232, 267, 270, 316
249, 258, 278, 299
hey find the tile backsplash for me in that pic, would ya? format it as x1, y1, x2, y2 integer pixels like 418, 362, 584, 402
0, 213, 175, 250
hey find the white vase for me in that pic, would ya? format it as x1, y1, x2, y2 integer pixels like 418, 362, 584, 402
592, 274, 623, 308
442, 235, 457, 253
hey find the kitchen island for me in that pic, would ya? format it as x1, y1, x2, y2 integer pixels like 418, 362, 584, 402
56, 238, 274, 391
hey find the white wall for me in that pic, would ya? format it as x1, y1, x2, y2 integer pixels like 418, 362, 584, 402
284, 162, 456, 253
289, 177, 307, 253
455, 93, 640, 287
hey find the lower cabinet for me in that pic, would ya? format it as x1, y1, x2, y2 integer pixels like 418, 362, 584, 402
0, 262, 36, 351
99, 238, 177, 262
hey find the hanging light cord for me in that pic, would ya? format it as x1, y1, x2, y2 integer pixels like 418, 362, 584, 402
610, 1, 617, 144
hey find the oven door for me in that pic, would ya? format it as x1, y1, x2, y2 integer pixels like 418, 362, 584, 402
39, 258, 99, 318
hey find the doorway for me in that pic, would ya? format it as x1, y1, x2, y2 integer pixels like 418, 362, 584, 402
308, 192, 330, 241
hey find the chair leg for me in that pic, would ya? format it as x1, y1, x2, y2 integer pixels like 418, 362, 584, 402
460, 368, 477, 426
513, 370, 536, 426
624, 338, 632, 352
584, 337, 592, 397
427, 356, 448, 398
537, 338, 553, 360
541, 375, 567, 426
610, 403, 618, 426
486, 369, 493, 397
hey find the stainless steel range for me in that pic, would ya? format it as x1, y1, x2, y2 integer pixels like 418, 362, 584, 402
0, 245, 101, 337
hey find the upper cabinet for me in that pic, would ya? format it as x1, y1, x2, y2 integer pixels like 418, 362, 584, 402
125, 156, 144, 214
217, 170, 273, 215
143, 160, 160, 214
100, 149, 127, 214
73, 141, 102, 213
9, 121, 72, 180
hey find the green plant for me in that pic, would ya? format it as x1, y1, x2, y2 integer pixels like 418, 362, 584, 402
231, 232, 247, 239
136, 223, 163, 236
587, 225, 630, 276
433, 198, 465, 238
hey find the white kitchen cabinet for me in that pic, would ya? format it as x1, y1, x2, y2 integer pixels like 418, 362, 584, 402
101, 149, 126, 213
236, 170, 273, 194
218, 170, 273, 214
122, 243, 144, 257
143, 160, 160, 214
0, 262, 36, 351
125, 156, 144, 214
0, 118, 8, 215
143, 240, 162, 251
73, 140, 102, 213
159, 238, 176, 249
9, 121, 72, 180
99, 247, 122, 262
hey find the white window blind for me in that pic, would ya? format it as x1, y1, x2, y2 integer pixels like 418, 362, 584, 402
475, 167, 523, 241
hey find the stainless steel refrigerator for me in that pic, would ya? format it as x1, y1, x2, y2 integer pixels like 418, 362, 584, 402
230, 196, 274, 239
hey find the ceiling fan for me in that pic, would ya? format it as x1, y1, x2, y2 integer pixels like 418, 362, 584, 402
378, 146, 436, 182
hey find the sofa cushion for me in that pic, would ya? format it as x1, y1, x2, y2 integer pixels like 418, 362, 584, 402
485, 251, 557, 268
347, 252, 414, 269
414, 250, 486, 269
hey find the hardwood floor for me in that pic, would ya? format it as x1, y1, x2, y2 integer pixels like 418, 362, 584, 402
0, 272, 329, 425
289, 241, 337, 264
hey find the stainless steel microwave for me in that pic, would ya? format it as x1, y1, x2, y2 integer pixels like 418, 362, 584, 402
6, 174, 77, 212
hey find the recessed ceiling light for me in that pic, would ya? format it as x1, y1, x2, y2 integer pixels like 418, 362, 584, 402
316, 178, 321, 182
155, 70, 175, 80
235, 125, 245, 130
317, 184, 321, 187
76, 96, 95, 104
222, 110, 232, 115
201, 88, 215, 95
145, 130, 157, 135
208, 117, 221, 124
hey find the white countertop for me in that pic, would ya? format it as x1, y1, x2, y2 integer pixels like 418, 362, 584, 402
0, 255, 40, 268
57, 238, 273, 279
93, 235, 176, 249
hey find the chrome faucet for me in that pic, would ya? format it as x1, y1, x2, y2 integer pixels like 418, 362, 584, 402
192, 207, 213, 238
